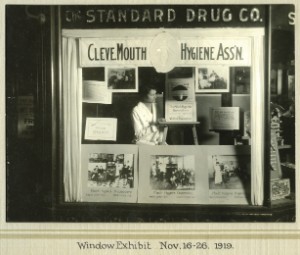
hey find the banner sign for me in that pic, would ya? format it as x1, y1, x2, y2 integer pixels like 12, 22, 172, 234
79, 38, 152, 67
62, 5, 266, 29
79, 37, 251, 67
179, 38, 251, 65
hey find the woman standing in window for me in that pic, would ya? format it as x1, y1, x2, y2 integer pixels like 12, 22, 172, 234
131, 85, 164, 145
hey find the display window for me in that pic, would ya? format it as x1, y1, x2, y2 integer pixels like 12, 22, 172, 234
60, 11, 265, 206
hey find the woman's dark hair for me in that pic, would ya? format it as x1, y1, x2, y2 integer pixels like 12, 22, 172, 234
139, 85, 157, 99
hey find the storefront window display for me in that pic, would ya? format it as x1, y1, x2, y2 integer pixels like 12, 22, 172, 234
61, 6, 266, 207
5, 4, 296, 222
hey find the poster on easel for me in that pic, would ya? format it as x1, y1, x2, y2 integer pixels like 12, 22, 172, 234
166, 67, 195, 102
166, 79, 195, 102
165, 101, 197, 122
165, 67, 197, 122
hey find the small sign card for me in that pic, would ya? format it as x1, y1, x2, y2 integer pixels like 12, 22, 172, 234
83, 80, 112, 104
210, 107, 240, 130
85, 118, 117, 141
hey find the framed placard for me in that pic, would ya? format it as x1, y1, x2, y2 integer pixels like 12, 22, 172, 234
209, 107, 240, 131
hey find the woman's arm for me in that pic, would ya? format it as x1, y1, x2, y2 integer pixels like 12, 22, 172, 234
131, 109, 148, 140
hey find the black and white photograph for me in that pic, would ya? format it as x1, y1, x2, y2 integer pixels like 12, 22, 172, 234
2, 2, 299, 254
80, 144, 138, 203
150, 155, 195, 190
4, 2, 296, 218
106, 67, 137, 92
209, 155, 251, 190
196, 66, 229, 93
87, 153, 134, 189
138, 145, 205, 205
232, 66, 251, 94
207, 148, 252, 205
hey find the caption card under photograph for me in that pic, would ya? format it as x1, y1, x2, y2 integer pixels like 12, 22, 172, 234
81, 144, 138, 203
138, 145, 208, 204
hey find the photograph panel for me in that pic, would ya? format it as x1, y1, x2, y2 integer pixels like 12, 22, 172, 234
196, 65, 229, 93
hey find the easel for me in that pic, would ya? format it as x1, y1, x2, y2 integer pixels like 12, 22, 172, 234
158, 120, 200, 145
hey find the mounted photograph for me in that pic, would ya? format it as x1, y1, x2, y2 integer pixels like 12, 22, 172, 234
106, 66, 137, 92
150, 155, 195, 190
87, 153, 134, 189
196, 65, 229, 93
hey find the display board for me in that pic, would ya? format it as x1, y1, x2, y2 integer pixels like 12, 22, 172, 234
165, 67, 197, 122
138, 145, 250, 205
81, 144, 138, 202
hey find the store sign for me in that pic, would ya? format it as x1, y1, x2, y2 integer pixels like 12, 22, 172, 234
79, 37, 251, 67
62, 5, 265, 29
271, 5, 295, 28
